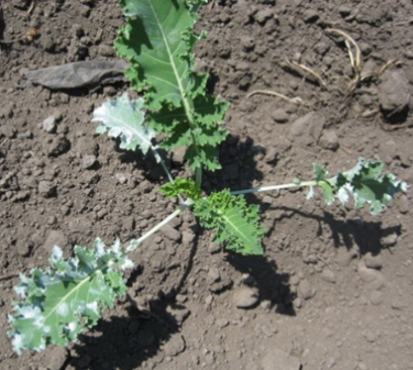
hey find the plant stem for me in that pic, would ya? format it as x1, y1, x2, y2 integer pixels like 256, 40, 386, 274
230, 180, 316, 196
195, 167, 202, 188
128, 205, 187, 251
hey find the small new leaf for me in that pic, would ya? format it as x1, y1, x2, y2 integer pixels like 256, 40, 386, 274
313, 158, 407, 215
8, 238, 135, 354
92, 92, 155, 154
160, 178, 201, 200
193, 190, 265, 255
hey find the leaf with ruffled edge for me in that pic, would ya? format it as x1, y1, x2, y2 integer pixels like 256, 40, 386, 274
92, 92, 155, 154
8, 238, 137, 354
194, 190, 265, 255
307, 158, 407, 215
115, 0, 229, 171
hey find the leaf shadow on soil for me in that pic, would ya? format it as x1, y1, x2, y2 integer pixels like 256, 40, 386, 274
265, 205, 401, 257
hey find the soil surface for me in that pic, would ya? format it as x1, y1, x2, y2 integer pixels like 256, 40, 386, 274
1, 1, 413, 370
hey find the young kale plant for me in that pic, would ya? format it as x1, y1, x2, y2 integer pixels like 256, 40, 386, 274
8, 0, 407, 355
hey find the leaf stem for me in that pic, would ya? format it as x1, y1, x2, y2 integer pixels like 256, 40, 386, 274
128, 205, 187, 251
230, 180, 316, 196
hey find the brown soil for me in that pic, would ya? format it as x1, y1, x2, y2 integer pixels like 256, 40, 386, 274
1, 1, 413, 370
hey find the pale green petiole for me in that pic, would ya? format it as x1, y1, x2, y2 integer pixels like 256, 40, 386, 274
231, 180, 316, 196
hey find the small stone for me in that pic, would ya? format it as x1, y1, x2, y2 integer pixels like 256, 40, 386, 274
364, 252, 383, 270
265, 147, 278, 164
161, 225, 182, 242
381, 233, 398, 247
43, 116, 57, 133
254, 8, 274, 24
378, 70, 410, 114
303, 9, 319, 23
98, 44, 115, 57
262, 348, 301, 370
298, 279, 315, 300
233, 286, 259, 308
240, 35, 255, 51
357, 261, 385, 290
397, 194, 409, 214
216, 318, 230, 328
46, 346, 69, 370
321, 269, 336, 284
38, 180, 56, 198
208, 266, 221, 283
319, 130, 339, 151
208, 243, 222, 254
271, 109, 289, 123
82, 154, 97, 169
115, 172, 129, 184
48, 135, 70, 157
338, 5, 351, 17
44, 230, 69, 255
370, 290, 384, 306
288, 112, 325, 146
163, 334, 186, 357
17, 242, 32, 257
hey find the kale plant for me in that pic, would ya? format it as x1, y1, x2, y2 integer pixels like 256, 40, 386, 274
8, 0, 406, 354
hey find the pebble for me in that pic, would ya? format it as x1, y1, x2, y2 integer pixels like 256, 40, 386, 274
357, 260, 385, 290
378, 70, 410, 114
298, 279, 315, 300
265, 147, 278, 164
370, 290, 384, 306
271, 108, 289, 123
233, 286, 259, 308
363, 252, 383, 270
208, 243, 222, 254
46, 346, 68, 370
303, 9, 319, 23
288, 112, 325, 146
98, 44, 116, 57
338, 5, 352, 17
254, 8, 274, 24
163, 335, 186, 357
240, 35, 255, 51
321, 268, 336, 284
42, 116, 57, 133
208, 266, 221, 283
44, 230, 69, 256
397, 194, 409, 214
381, 233, 398, 247
261, 348, 301, 370
318, 130, 339, 151
161, 225, 182, 242
48, 135, 70, 157
38, 180, 56, 198
82, 154, 97, 169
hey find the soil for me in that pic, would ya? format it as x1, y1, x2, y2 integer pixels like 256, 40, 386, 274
1, 1, 413, 370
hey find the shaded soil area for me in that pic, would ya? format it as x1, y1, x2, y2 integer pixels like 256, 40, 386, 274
1, 1, 413, 370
